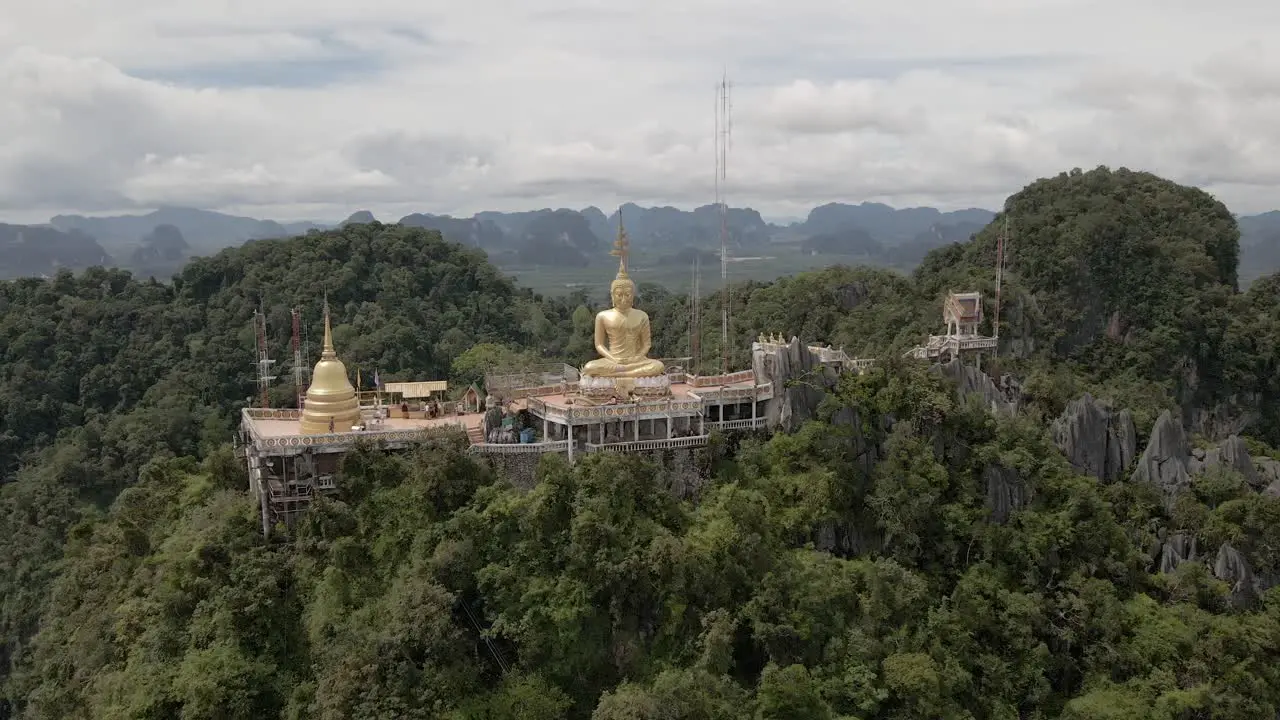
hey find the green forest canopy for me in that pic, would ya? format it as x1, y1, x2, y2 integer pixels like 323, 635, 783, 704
1, 166, 1279, 718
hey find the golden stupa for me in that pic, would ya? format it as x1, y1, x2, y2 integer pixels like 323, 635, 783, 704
299, 301, 362, 434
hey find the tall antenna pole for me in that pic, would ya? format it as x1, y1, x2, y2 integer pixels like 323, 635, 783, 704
690, 255, 701, 372
253, 304, 276, 408
291, 307, 307, 408
715, 71, 733, 374
993, 216, 1007, 359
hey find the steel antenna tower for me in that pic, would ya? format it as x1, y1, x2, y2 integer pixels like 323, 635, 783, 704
253, 303, 276, 408
993, 216, 1008, 359
715, 71, 733, 374
291, 307, 309, 408
690, 255, 701, 372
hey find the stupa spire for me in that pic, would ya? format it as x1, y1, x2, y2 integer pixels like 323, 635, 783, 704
321, 292, 336, 359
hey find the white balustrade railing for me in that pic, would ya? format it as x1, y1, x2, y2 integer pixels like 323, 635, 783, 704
907, 334, 998, 359
688, 370, 757, 387
583, 435, 709, 453
707, 417, 768, 431
469, 441, 571, 454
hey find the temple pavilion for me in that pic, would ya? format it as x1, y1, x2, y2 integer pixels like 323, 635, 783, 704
238, 219, 982, 534
906, 291, 998, 362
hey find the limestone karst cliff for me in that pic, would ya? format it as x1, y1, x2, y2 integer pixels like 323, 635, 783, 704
1130, 410, 1193, 500
1051, 393, 1137, 484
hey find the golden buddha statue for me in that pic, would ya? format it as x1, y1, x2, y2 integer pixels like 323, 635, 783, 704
580, 217, 665, 379
299, 300, 362, 434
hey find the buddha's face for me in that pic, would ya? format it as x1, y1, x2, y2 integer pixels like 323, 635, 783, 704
611, 280, 635, 311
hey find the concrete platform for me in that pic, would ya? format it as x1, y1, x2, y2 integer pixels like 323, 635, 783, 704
248, 414, 483, 438
241, 408, 484, 455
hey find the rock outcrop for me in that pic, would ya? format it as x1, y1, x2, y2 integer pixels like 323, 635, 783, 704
1220, 435, 1260, 486
1130, 410, 1192, 500
753, 337, 841, 433
930, 358, 1021, 415
1261, 458, 1280, 498
1153, 531, 1198, 574
1188, 394, 1261, 441
1051, 393, 1137, 483
1129, 421, 1280, 607
1188, 434, 1262, 488
834, 281, 870, 311
984, 465, 1030, 524
814, 520, 880, 556
1213, 543, 1258, 608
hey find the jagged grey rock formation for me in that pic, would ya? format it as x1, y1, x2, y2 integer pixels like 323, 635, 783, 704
482, 452, 554, 490
1051, 393, 1137, 483
814, 520, 880, 556
1189, 394, 1261, 441
1130, 410, 1191, 500
834, 281, 870, 311
1153, 531, 1198, 574
753, 337, 841, 433
1220, 435, 1260, 487
1000, 290, 1039, 359
930, 358, 1021, 415
1188, 435, 1262, 488
984, 465, 1030, 524
659, 448, 706, 500
1260, 458, 1280, 498
1213, 543, 1258, 607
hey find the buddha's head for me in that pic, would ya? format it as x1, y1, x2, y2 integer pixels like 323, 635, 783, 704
610, 277, 636, 311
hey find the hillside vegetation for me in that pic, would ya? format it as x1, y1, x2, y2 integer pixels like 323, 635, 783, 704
1, 166, 1279, 718
12, 370, 1280, 719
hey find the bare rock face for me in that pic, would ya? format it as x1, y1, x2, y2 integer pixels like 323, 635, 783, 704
835, 281, 870, 311
1051, 393, 1137, 483
814, 519, 880, 556
1188, 435, 1266, 490
1189, 394, 1261, 441
1153, 532, 1198, 574
1001, 291, 1039, 359
1220, 435, 1259, 486
657, 449, 707, 501
930, 358, 1020, 415
1113, 410, 1138, 475
984, 465, 1030, 524
1260, 458, 1280, 498
1213, 543, 1258, 608
1130, 410, 1192, 500
754, 337, 841, 433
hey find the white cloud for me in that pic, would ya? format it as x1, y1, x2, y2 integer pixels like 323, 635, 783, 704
1, 0, 1279, 224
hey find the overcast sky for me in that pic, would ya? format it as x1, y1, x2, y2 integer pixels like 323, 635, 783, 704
2, 0, 1279, 224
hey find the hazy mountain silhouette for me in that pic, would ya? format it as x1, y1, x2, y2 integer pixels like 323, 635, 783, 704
4, 201, 1277, 283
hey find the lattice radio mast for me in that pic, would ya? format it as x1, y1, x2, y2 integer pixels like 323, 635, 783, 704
715, 71, 733, 374
690, 255, 701, 372
993, 216, 1008, 359
291, 307, 309, 408
252, 304, 276, 408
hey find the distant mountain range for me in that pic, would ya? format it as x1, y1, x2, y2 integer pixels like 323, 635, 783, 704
2, 202, 1277, 284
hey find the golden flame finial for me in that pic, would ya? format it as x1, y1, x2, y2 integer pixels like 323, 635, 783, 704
610, 205, 630, 280
321, 292, 336, 359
